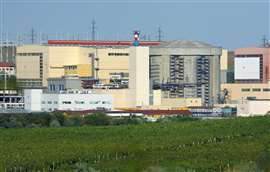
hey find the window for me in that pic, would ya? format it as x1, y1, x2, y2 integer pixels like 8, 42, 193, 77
241, 88, 250, 92
59, 84, 65, 91
47, 101, 52, 104
41, 101, 46, 104
54, 101, 58, 104
90, 101, 99, 104
252, 88, 261, 92
108, 53, 129, 56
75, 101, 84, 104
62, 101, 71, 104
263, 88, 270, 92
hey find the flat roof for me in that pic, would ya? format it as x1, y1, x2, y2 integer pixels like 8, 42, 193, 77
0, 62, 15, 67
48, 40, 161, 47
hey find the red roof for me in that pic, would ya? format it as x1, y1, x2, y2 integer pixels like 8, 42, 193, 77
0, 62, 15, 67
57, 109, 192, 116
48, 40, 161, 46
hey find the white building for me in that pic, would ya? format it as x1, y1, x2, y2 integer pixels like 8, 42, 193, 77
24, 89, 113, 112
237, 100, 270, 116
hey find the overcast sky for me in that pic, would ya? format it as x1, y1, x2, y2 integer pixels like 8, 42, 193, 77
1, 0, 269, 50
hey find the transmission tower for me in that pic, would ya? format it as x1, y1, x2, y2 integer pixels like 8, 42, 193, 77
30, 28, 37, 44
157, 26, 163, 42
91, 20, 97, 41
262, 35, 269, 47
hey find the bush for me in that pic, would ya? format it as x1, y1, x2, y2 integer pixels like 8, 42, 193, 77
64, 116, 82, 127
157, 116, 199, 123
83, 112, 111, 126
25, 113, 52, 127
49, 119, 61, 127
51, 112, 66, 126
5, 116, 23, 128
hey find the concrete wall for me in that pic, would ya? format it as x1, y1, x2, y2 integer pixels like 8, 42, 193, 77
24, 89, 43, 112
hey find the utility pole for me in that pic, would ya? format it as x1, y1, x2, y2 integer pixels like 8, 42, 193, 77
91, 20, 96, 41
157, 26, 163, 42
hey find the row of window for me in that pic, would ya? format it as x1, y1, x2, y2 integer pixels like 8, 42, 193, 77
49, 84, 65, 91
0, 67, 14, 71
42, 101, 111, 105
108, 53, 129, 56
65, 66, 77, 70
241, 88, 270, 92
17, 53, 42, 56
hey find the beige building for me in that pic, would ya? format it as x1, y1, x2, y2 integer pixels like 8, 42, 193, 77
221, 83, 270, 104
16, 45, 95, 87
151, 90, 201, 109
95, 48, 129, 83
16, 45, 130, 87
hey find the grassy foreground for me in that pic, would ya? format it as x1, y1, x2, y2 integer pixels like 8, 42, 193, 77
1, 117, 270, 172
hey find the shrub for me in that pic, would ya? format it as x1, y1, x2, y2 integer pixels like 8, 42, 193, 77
49, 119, 61, 128
63, 116, 82, 127
51, 112, 66, 126
83, 112, 111, 126
25, 113, 52, 127
157, 116, 199, 123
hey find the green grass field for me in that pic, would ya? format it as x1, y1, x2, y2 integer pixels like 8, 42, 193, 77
1, 117, 270, 172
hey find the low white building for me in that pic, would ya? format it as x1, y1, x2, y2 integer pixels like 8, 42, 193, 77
237, 100, 270, 116
0, 62, 15, 76
24, 89, 113, 112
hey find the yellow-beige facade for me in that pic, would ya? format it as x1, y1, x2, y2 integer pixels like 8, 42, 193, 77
16, 45, 130, 87
221, 83, 270, 103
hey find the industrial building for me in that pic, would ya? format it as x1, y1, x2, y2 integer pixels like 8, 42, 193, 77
149, 40, 222, 105
221, 47, 270, 104
16, 45, 95, 88
24, 89, 113, 112
16, 39, 222, 109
